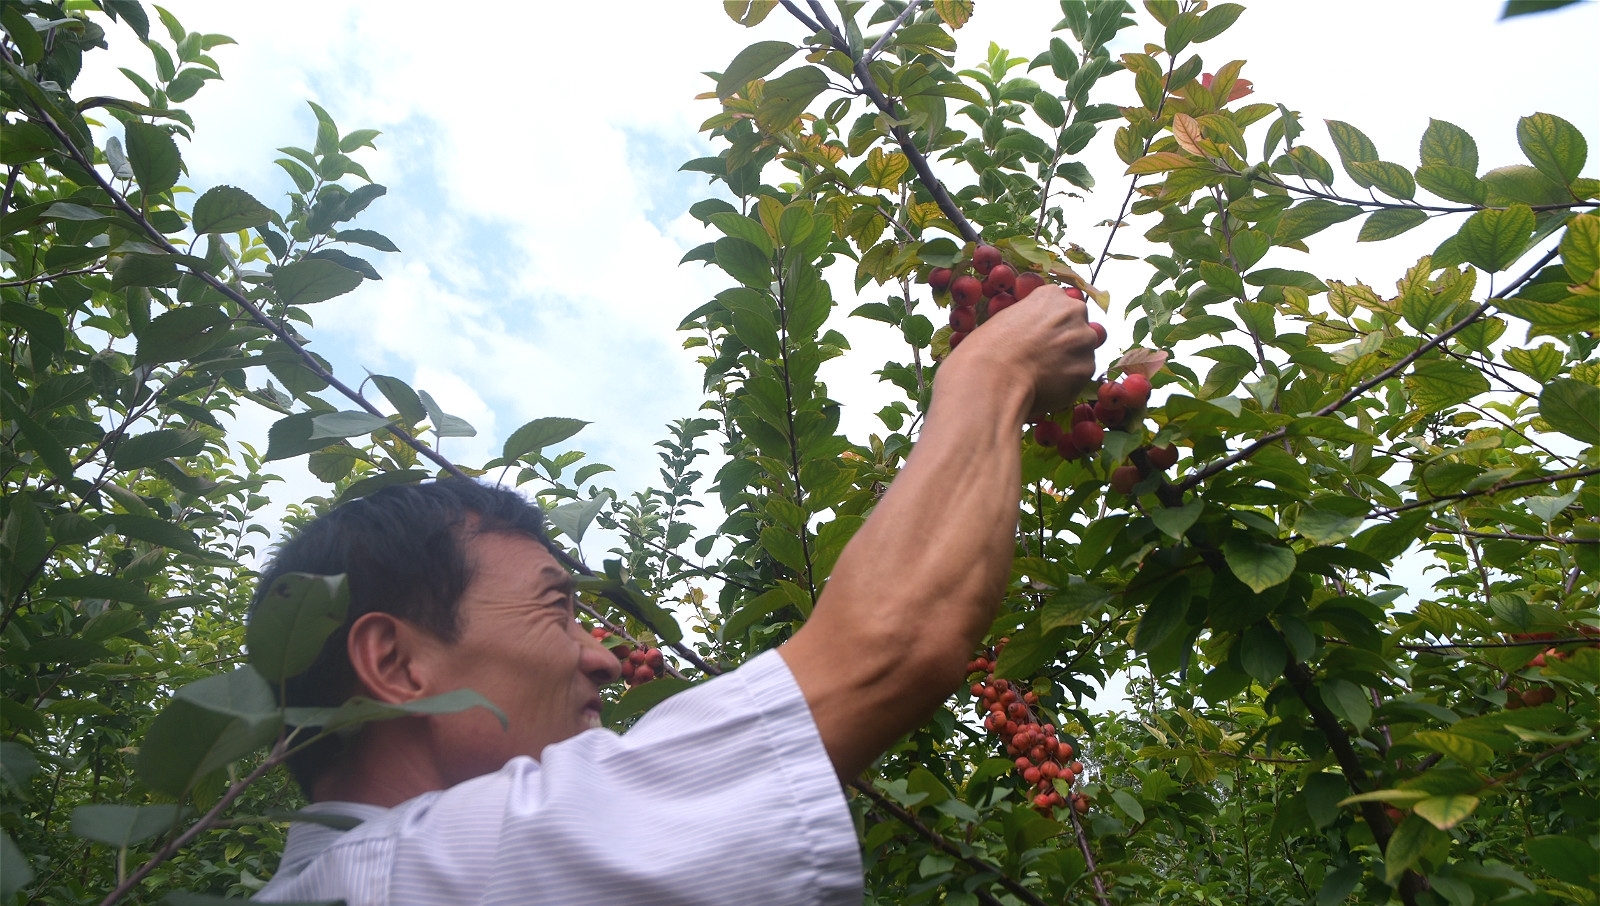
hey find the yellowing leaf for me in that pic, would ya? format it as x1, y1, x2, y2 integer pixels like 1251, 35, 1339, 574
931, 0, 974, 29
1413, 795, 1479, 831
1172, 113, 1205, 156
865, 147, 910, 190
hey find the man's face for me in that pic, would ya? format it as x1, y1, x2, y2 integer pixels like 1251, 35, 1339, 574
419, 532, 621, 784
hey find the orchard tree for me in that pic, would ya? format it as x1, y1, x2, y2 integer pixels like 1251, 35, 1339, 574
2, 1, 1596, 905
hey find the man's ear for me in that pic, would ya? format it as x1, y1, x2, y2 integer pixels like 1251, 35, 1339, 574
347, 612, 432, 704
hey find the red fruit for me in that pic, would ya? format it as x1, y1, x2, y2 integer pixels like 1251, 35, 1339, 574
973, 244, 1003, 274
612, 643, 632, 660
986, 291, 1017, 316
590, 627, 610, 640
1505, 693, 1524, 710
631, 664, 655, 685
970, 682, 985, 696
1528, 652, 1547, 668
1073, 796, 1090, 814
1384, 806, 1406, 826
1048, 792, 1065, 808
1057, 741, 1071, 758
1071, 403, 1096, 425
1521, 688, 1543, 708
1024, 767, 1042, 784
628, 649, 647, 666
1040, 761, 1059, 778
645, 648, 663, 670
981, 264, 1017, 297
1034, 420, 1065, 447
949, 330, 968, 349
1023, 691, 1039, 705
1007, 702, 1028, 719
1014, 272, 1048, 299
1056, 438, 1084, 460
1122, 372, 1152, 406
1015, 756, 1032, 771
950, 305, 977, 332
1034, 793, 1053, 810
951, 275, 983, 307
1110, 465, 1140, 494
1147, 444, 1179, 470
927, 267, 953, 292
1069, 760, 1083, 775
1071, 420, 1105, 453
1029, 745, 1045, 762
1040, 724, 1054, 737
1064, 286, 1085, 300
1099, 380, 1128, 408
1094, 400, 1127, 428
1088, 322, 1106, 347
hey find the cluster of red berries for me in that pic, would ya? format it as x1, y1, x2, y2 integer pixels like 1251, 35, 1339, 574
590, 627, 664, 687
967, 644, 1090, 817
1030, 372, 1179, 485
925, 244, 1104, 352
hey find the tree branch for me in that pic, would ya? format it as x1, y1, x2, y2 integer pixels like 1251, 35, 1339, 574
1177, 243, 1563, 493
850, 779, 1051, 906
1368, 466, 1600, 520
864, 0, 919, 64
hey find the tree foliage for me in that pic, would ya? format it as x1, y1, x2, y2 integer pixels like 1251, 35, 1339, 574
2, 1, 1596, 905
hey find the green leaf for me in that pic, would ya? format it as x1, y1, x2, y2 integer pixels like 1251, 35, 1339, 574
1295, 505, 1366, 545
1275, 200, 1362, 244
756, 66, 829, 129
1192, 3, 1244, 42
100, 513, 207, 556
1325, 119, 1379, 179
1322, 678, 1372, 731
274, 258, 364, 305
717, 41, 798, 99
1411, 730, 1494, 766
0, 121, 56, 164
1412, 795, 1479, 831
1503, 344, 1564, 382
264, 412, 341, 462
337, 469, 428, 504
1538, 378, 1599, 444
338, 129, 382, 153
1525, 834, 1597, 886
1150, 499, 1203, 540
1303, 773, 1350, 829
247, 573, 349, 684
1040, 582, 1113, 630
1222, 535, 1295, 593
418, 390, 476, 438
111, 253, 177, 290
606, 677, 694, 723
0, 6, 44, 64
1110, 789, 1146, 824
111, 429, 206, 470
547, 495, 610, 544
1420, 119, 1478, 171
1384, 814, 1443, 885
1561, 212, 1599, 287
1406, 358, 1490, 413
1239, 623, 1288, 684
136, 668, 283, 797
124, 122, 182, 196
709, 211, 774, 256
369, 374, 426, 425
1517, 113, 1587, 186
309, 411, 392, 440
502, 417, 589, 461
191, 185, 274, 233
1484, 164, 1568, 206
0, 390, 74, 483
288, 688, 506, 736
1358, 208, 1428, 243
70, 804, 186, 847
715, 237, 772, 288
1347, 160, 1415, 200
1415, 165, 1487, 204
1134, 577, 1190, 652
1455, 204, 1536, 272
336, 228, 400, 253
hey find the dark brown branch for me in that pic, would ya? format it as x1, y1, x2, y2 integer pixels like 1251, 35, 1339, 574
1177, 243, 1563, 493
1092, 54, 1175, 285
1367, 466, 1600, 520
1066, 803, 1113, 906
789, 0, 980, 243
851, 779, 1051, 906
1428, 525, 1596, 545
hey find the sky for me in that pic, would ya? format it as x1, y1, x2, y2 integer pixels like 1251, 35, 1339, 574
68, 1, 1600, 706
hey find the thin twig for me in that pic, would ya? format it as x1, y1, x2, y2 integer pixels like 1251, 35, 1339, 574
1178, 244, 1563, 493
864, 0, 919, 64
0, 265, 101, 287
851, 779, 1051, 906
1368, 466, 1600, 520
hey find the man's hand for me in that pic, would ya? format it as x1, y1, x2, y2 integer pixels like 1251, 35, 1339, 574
781, 283, 1099, 780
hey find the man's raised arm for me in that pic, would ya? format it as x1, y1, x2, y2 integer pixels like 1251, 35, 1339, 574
780, 285, 1099, 780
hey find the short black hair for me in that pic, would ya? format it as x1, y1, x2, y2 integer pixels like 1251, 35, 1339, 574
249, 478, 552, 794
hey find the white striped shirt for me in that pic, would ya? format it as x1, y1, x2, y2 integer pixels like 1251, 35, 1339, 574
255, 650, 863, 905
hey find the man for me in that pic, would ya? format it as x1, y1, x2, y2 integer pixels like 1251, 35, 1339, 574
254, 284, 1098, 904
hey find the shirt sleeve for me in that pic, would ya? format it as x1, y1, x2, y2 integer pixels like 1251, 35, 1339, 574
380, 649, 862, 906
